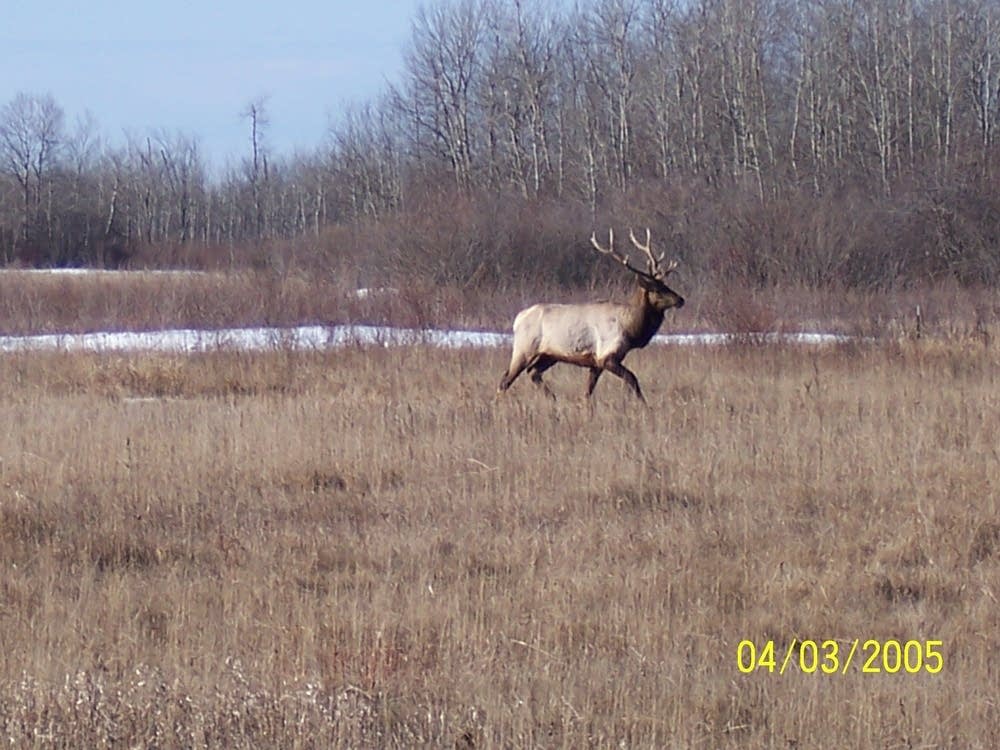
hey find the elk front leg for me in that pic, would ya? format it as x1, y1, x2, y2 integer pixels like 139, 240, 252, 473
603, 359, 645, 402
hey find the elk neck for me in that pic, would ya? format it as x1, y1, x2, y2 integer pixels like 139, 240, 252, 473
622, 285, 666, 349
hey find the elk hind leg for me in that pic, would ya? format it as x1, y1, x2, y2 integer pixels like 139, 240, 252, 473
528, 356, 557, 399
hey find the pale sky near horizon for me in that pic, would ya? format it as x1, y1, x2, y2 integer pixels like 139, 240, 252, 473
1, 0, 422, 168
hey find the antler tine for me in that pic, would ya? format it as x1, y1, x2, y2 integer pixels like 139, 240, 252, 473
629, 227, 676, 277
593, 227, 665, 281
589, 227, 615, 255
628, 227, 661, 270
591, 228, 633, 270
628, 227, 651, 252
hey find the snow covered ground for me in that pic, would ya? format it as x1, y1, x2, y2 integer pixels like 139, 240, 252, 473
0, 324, 855, 354
1, 268, 216, 277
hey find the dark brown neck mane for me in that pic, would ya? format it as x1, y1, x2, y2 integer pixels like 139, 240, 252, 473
622, 287, 665, 349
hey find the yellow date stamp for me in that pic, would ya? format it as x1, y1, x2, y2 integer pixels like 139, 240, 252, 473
736, 639, 943, 675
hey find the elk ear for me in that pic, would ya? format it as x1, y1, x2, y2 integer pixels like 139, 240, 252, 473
637, 275, 661, 292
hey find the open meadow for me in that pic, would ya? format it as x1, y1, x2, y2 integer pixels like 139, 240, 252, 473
0, 332, 998, 747
7, 0, 1000, 741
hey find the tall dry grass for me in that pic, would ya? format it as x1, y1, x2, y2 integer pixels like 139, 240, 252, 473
0, 336, 998, 747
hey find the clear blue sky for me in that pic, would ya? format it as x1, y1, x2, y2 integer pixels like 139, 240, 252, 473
1, 0, 421, 167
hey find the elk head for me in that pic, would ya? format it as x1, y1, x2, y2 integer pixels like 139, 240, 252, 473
590, 228, 684, 313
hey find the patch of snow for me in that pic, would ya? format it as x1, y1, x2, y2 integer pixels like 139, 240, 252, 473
657, 332, 856, 346
0, 325, 860, 355
0, 268, 216, 277
352, 287, 400, 299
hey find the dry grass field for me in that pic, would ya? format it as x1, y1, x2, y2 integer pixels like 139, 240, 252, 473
0, 334, 998, 747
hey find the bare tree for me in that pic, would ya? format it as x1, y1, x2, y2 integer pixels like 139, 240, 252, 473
395, 0, 493, 190
332, 101, 404, 221
157, 133, 203, 244
924, 0, 959, 171
966, 0, 1000, 175
243, 98, 270, 239
493, 0, 561, 195
0, 92, 64, 253
582, 0, 643, 191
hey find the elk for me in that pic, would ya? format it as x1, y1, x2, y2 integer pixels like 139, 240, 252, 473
497, 228, 684, 402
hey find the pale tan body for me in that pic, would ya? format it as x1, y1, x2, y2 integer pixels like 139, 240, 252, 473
498, 229, 684, 402
512, 300, 638, 365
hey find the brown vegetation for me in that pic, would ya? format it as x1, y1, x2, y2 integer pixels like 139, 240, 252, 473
2, 266, 998, 343
0, 334, 997, 747
0, 269, 502, 336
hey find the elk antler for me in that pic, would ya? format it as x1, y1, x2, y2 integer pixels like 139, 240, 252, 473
628, 228, 677, 278
590, 228, 661, 283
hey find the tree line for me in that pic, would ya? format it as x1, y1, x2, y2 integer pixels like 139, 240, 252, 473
3, 0, 1000, 286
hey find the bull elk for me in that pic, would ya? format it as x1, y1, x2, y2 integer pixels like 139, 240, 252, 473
497, 228, 684, 402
